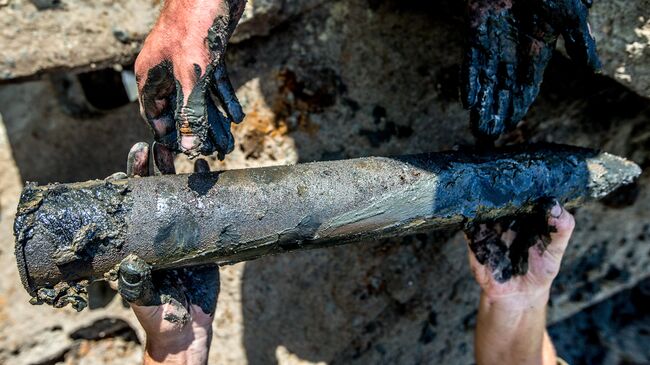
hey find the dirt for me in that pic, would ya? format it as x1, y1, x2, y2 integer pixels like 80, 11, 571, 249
0, 0, 325, 81
0, 0, 649, 364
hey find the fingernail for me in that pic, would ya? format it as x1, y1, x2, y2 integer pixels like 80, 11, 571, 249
550, 201, 562, 218
180, 135, 198, 151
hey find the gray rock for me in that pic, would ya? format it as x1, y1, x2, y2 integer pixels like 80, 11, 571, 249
589, 0, 650, 98
0, 0, 319, 80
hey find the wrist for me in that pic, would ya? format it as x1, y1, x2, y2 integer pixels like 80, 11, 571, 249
157, 0, 216, 31
145, 330, 211, 365
481, 288, 550, 313
145, 321, 212, 363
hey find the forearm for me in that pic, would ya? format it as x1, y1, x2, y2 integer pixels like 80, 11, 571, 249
160, 0, 246, 28
475, 290, 557, 365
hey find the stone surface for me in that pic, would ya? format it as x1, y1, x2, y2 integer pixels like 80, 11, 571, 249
0, 0, 322, 81
1, 0, 648, 101
589, 0, 650, 98
0, 0, 649, 364
0, 0, 158, 81
550, 277, 650, 365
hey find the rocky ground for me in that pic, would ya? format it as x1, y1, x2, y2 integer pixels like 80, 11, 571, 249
0, 0, 649, 364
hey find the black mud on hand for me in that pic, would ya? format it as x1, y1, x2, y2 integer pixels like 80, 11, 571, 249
462, 0, 601, 141
173, 3, 245, 159
172, 61, 238, 159
462, 0, 521, 139
135, 0, 246, 159
117, 255, 220, 323
544, 0, 602, 71
138, 61, 178, 148
464, 197, 558, 283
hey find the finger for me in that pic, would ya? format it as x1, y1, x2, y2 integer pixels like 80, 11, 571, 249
461, 46, 482, 109
511, 36, 555, 126
545, 200, 575, 258
467, 242, 484, 269
467, 243, 491, 286
562, 21, 602, 72
465, 221, 513, 283
207, 93, 235, 161
464, 223, 499, 267
174, 63, 213, 156
178, 265, 220, 317
471, 69, 502, 138
493, 15, 518, 129
152, 141, 176, 175
136, 61, 177, 141
127, 142, 150, 177
495, 89, 512, 130
194, 158, 210, 173
470, 17, 504, 139
213, 63, 245, 124
557, 0, 601, 71
462, 0, 491, 109
118, 254, 156, 306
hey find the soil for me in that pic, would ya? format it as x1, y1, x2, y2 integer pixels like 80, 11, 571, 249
0, 0, 649, 364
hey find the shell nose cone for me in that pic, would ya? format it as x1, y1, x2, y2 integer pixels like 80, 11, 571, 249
587, 152, 642, 199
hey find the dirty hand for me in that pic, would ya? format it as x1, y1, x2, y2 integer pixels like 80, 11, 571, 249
465, 198, 575, 306
465, 199, 575, 365
135, 0, 246, 160
462, 0, 601, 141
116, 143, 220, 365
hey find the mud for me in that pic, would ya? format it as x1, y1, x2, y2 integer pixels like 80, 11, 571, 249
463, 0, 601, 140
465, 198, 555, 282
137, 0, 246, 159
139, 61, 177, 148
14, 179, 132, 310
13, 144, 640, 310
117, 254, 219, 323
1, 0, 650, 363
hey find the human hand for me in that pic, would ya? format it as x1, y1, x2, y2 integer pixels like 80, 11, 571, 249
115, 142, 220, 365
465, 199, 575, 309
135, 0, 246, 159
461, 0, 601, 141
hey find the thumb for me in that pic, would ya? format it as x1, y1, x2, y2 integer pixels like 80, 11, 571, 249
545, 201, 575, 260
562, 20, 602, 71
117, 254, 157, 306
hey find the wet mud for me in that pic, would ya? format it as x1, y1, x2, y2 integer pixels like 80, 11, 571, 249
136, 0, 246, 160
13, 144, 640, 310
464, 198, 555, 282
462, 0, 601, 140
117, 255, 219, 323
14, 179, 131, 310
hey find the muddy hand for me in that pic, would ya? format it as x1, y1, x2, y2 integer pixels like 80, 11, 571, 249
117, 143, 220, 349
135, 0, 246, 159
462, 0, 601, 141
464, 198, 575, 300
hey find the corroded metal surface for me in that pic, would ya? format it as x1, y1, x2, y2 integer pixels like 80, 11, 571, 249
13, 144, 641, 310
